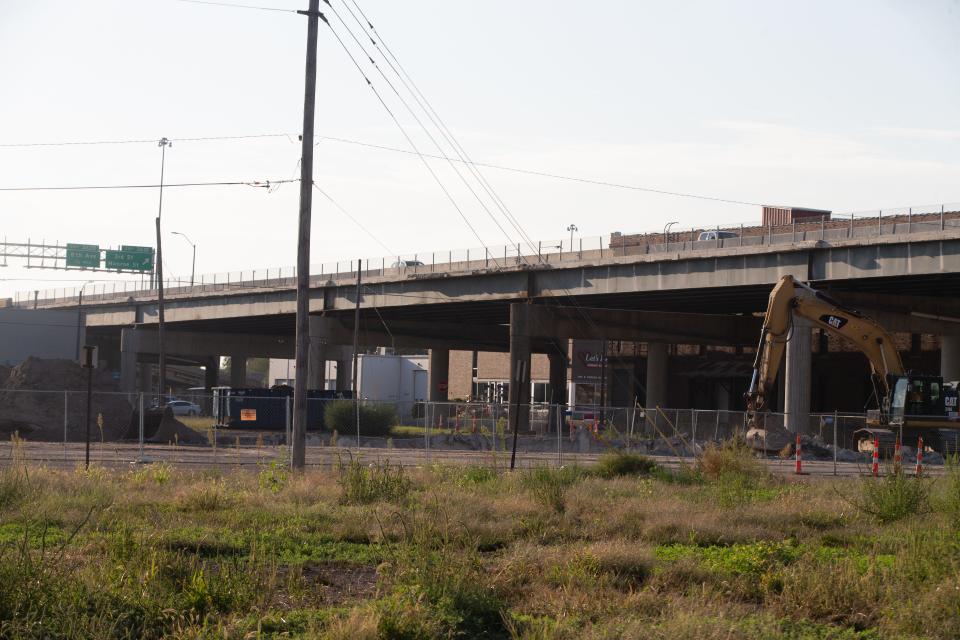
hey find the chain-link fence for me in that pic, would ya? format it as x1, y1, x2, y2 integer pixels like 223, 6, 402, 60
1, 391, 952, 471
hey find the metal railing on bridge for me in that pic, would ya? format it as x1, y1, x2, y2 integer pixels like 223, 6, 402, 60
11, 202, 959, 308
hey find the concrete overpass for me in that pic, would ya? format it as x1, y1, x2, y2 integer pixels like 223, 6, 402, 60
20, 221, 960, 434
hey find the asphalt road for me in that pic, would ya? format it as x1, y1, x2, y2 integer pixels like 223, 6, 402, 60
0, 440, 944, 479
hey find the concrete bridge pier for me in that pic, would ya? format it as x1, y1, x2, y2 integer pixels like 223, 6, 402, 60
308, 316, 354, 392
335, 359, 351, 392
428, 348, 450, 402
230, 356, 247, 388
508, 303, 533, 434
785, 318, 812, 434
645, 342, 668, 410
942, 335, 960, 383
547, 344, 568, 433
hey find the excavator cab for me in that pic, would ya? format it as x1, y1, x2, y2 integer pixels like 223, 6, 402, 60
886, 374, 954, 420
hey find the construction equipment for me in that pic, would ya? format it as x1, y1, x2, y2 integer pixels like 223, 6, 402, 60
745, 275, 959, 448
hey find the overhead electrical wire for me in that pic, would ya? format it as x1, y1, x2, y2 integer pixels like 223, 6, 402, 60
320, 16, 502, 268
324, 0, 524, 258
0, 179, 298, 192
0, 130, 765, 207
173, 0, 297, 13
338, 0, 540, 256
312, 182, 394, 254
0, 133, 294, 148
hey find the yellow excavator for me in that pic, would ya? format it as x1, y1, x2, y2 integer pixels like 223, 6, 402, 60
745, 275, 960, 447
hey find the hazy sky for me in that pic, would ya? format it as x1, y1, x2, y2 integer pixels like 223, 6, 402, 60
1, 0, 958, 299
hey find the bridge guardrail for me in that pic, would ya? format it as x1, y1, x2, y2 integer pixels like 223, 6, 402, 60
12, 203, 960, 307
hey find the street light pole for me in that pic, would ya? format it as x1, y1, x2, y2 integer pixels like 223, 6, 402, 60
171, 231, 196, 286
566, 224, 578, 252
156, 137, 172, 404
75, 280, 94, 360
663, 221, 678, 248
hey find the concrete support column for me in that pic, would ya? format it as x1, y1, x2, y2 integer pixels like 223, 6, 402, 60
120, 349, 137, 394
204, 357, 219, 391
548, 345, 568, 433
785, 319, 812, 434
138, 364, 151, 395
335, 359, 351, 392
942, 335, 960, 383
428, 348, 450, 402
230, 356, 247, 388
645, 342, 668, 409
508, 303, 532, 434
308, 338, 328, 390
120, 328, 140, 394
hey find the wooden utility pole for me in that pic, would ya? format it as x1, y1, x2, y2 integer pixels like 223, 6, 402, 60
292, 0, 321, 469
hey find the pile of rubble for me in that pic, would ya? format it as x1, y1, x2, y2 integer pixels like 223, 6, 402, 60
0, 357, 133, 442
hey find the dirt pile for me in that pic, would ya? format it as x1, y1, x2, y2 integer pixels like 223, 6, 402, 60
0, 357, 133, 441
147, 407, 208, 445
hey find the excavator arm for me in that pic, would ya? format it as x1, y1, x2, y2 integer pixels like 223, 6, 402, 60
745, 275, 905, 422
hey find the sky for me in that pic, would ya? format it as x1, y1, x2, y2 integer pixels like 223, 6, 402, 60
1, 0, 958, 300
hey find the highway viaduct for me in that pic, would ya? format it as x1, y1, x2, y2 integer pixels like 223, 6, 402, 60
27, 224, 960, 434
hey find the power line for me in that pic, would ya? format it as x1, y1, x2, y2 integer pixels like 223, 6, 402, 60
321, 18, 501, 267
341, 0, 540, 255
319, 135, 766, 207
325, 0, 523, 255
0, 133, 295, 149
173, 0, 297, 13
312, 182, 394, 254
0, 179, 298, 192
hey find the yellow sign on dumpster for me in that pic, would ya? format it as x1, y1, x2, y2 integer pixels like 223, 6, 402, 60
240, 409, 257, 421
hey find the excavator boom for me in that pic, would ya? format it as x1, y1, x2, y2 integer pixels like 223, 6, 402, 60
745, 275, 905, 422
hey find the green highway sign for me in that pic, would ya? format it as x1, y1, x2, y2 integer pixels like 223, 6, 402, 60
65, 243, 100, 269
105, 248, 154, 271
121, 245, 153, 253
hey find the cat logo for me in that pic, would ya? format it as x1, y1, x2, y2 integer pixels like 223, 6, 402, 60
819, 314, 847, 330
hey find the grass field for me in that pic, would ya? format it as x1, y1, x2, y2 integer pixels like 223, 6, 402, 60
1, 442, 960, 639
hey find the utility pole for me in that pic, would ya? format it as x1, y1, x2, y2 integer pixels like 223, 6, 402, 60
292, 0, 321, 470
156, 137, 172, 404
352, 259, 362, 449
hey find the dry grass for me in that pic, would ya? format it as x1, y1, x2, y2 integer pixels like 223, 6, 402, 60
1, 455, 959, 638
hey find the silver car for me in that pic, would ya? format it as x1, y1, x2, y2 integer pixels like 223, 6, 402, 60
165, 400, 202, 416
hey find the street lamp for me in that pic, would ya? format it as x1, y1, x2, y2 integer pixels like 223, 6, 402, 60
566, 224, 578, 251
156, 137, 172, 404
75, 279, 94, 360
663, 221, 678, 247
171, 231, 196, 286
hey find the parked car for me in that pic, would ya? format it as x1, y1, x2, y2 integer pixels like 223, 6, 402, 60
164, 400, 202, 416
391, 259, 425, 268
698, 230, 738, 241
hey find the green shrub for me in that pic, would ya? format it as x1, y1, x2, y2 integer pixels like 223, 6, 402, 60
325, 400, 397, 438
258, 457, 289, 494
857, 472, 929, 523
934, 455, 960, 524
522, 465, 584, 514
698, 439, 765, 480
593, 451, 659, 478
338, 458, 412, 505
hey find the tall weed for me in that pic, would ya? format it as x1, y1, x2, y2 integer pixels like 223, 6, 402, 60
338, 458, 412, 505
856, 472, 929, 523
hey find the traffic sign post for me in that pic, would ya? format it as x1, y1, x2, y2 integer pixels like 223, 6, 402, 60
66, 244, 100, 269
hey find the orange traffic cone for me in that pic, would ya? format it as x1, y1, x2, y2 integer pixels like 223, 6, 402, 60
916, 436, 924, 477
871, 436, 880, 477
795, 434, 802, 474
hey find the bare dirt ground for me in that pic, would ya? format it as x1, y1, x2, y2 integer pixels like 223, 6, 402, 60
0, 439, 942, 478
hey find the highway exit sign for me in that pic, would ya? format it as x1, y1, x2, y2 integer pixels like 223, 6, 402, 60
65, 243, 100, 269
105, 248, 154, 271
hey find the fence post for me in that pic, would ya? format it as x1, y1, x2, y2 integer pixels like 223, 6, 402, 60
64, 390, 69, 462
942, 205, 945, 231
691, 409, 696, 456
878, 210, 882, 236
285, 395, 292, 468
557, 404, 562, 467
830, 412, 836, 476
138, 392, 145, 462
908, 207, 912, 234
